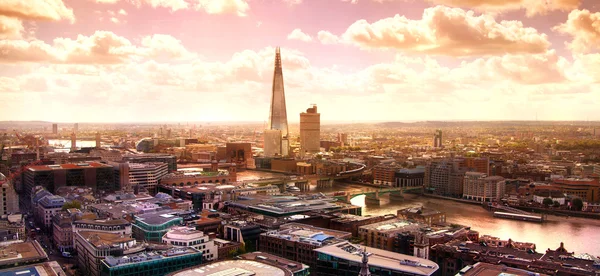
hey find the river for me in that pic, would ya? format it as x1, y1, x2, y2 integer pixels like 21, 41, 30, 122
237, 170, 600, 256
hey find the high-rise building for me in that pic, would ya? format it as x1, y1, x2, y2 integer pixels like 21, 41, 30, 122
95, 132, 101, 149
0, 173, 19, 216
263, 129, 282, 157
434, 129, 443, 148
264, 47, 290, 157
73, 123, 78, 133
70, 132, 77, 152
52, 123, 58, 134
338, 133, 348, 147
299, 104, 320, 156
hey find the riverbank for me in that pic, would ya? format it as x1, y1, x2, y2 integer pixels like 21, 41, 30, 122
420, 193, 485, 206
511, 206, 600, 220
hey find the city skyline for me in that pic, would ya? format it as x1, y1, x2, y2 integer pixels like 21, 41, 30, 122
1, 0, 600, 122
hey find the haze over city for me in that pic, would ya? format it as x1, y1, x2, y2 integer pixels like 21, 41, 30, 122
1, 0, 600, 122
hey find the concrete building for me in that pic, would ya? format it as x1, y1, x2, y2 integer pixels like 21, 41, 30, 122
167, 259, 297, 276
395, 167, 425, 188
239, 252, 310, 276
0, 261, 65, 276
0, 173, 19, 216
259, 223, 351, 271
299, 104, 320, 156
74, 231, 146, 276
314, 241, 439, 276
122, 154, 177, 173
329, 213, 397, 237
52, 123, 58, 134
357, 219, 424, 252
372, 165, 401, 186
23, 162, 116, 208
223, 221, 262, 252
434, 129, 443, 148
162, 226, 217, 261
35, 195, 65, 230
225, 142, 254, 169
551, 177, 600, 203
0, 241, 49, 269
73, 219, 132, 236
463, 172, 506, 202
397, 207, 446, 226
113, 162, 168, 194
0, 214, 25, 240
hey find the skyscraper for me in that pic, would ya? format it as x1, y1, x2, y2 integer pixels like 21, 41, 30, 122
264, 47, 290, 157
52, 123, 58, 134
433, 129, 442, 148
300, 104, 320, 156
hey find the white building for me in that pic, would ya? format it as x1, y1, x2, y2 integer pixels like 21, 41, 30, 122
462, 172, 505, 202
35, 195, 65, 230
114, 162, 168, 193
162, 226, 217, 261
532, 191, 566, 206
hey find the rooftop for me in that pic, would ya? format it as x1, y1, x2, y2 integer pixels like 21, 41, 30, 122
74, 218, 130, 226
167, 260, 292, 276
28, 162, 112, 172
103, 248, 200, 268
359, 218, 423, 233
0, 261, 64, 276
0, 241, 48, 266
78, 231, 135, 249
134, 209, 184, 226
263, 223, 350, 246
314, 241, 438, 276
458, 262, 547, 276
240, 252, 309, 273
331, 213, 396, 223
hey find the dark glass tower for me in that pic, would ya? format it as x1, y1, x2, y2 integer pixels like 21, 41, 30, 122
269, 47, 289, 138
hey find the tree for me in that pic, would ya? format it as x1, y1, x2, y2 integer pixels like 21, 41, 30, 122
553, 201, 560, 208
542, 198, 553, 207
62, 200, 82, 211
571, 198, 584, 211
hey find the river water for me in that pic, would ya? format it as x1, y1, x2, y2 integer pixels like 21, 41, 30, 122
237, 170, 600, 256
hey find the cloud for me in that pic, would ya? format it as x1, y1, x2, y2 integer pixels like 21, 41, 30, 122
283, 0, 302, 5
553, 9, 600, 54
0, 77, 19, 92
287, 28, 313, 42
195, 0, 250, 16
0, 15, 23, 39
110, 17, 120, 23
317, 31, 339, 45
0, 31, 196, 64
118, 9, 128, 15
94, 0, 189, 11
0, 0, 75, 22
427, 0, 581, 17
334, 6, 550, 56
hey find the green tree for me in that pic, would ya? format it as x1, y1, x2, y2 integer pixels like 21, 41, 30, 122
62, 200, 82, 211
542, 198, 553, 207
571, 198, 584, 211
553, 201, 560, 208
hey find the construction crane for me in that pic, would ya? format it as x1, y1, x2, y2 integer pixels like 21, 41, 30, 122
5, 159, 44, 182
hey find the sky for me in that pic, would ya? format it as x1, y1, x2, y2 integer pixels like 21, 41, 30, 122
0, 0, 599, 123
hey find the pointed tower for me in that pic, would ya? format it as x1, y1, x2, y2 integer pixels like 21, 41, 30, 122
359, 248, 371, 276
265, 47, 290, 157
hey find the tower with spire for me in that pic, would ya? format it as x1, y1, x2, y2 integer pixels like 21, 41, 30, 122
264, 47, 290, 157
359, 248, 371, 276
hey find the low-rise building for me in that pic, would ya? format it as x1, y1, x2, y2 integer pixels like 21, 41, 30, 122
0, 261, 64, 276
239, 252, 310, 276
358, 219, 424, 251
35, 195, 65, 230
395, 167, 425, 188
0, 241, 48, 269
223, 221, 261, 252
0, 214, 25, 241
314, 241, 439, 276
259, 223, 350, 271
133, 210, 183, 242
397, 207, 446, 226
101, 247, 203, 276
167, 259, 295, 276
74, 231, 145, 276
463, 173, 505, 202
457, 262, 548, 276
329, 213, 396, 237
162, 227, 217, 261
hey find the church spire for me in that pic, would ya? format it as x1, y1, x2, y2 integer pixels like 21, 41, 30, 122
359, 248, 371, 276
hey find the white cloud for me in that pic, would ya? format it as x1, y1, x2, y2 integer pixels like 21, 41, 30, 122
0, 0, 75, 22
317, 31, 339, 45
0, 15, 23, 39
195, 0, 250, 16
287, 28, 313, 42
554, 9, 600, 54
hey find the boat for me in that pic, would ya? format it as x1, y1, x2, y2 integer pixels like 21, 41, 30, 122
286, 186, 301, 192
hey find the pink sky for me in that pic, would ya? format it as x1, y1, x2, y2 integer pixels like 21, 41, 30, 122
1, 0, 599, 123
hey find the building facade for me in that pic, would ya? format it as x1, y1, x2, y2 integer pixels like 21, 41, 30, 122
132, 211, 183, 242
162, 227, 217, 261
462, 173, 505, 202
299, 104, 320, 156
395, 167, 425, 188
0, 174, 19, 216
113, 162, 168, 194
35, 195, 65, 230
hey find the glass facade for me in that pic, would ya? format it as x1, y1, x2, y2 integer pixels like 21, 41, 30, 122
316, 252, 422, 276
101, 252, 202, 276
133, 217, 183, 242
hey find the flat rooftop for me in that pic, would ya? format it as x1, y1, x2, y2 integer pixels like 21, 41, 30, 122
0, 261, 64, 276
164, 183, 240, 194
0, 241, 47, 266
263, 223, 350, 246
134, 209, 184, 225
232, 196, 350, 215
359, 218, 423, 233
78, 231, 135, 248
314, 242, 439, 276
459, 262, 548, 276
28, 162, 112, 172
332, 213, 395, 223
168, 260, 292, 276
75, 219, 130, 226
240, 252, 309, 273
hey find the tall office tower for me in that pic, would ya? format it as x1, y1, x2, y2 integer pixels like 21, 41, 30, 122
433, 129, 443, 148
95, 132, 101, 149
299, 104, 320, 156
167, 129, 172, 139
265, 47, 290, 156
74, 123, 79, 133
70, 133, 77, 152
338, 133, 348, 147
52, 123, 58, 134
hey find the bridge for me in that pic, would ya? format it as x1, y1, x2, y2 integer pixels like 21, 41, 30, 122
330, 185, 424, 205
